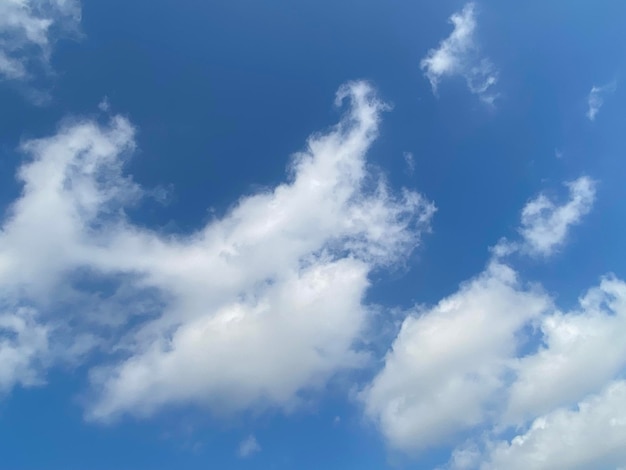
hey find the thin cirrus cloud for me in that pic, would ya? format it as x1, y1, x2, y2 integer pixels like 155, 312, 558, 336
0, 81, 435, 419
237, 435, 261, 459
420, 3, 498, 105
0, 0, 80, 81
587, 81, 617, 121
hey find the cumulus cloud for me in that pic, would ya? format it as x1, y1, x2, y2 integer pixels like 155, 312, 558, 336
0, 81, 435, 419
238, 435, 261, 458
420, 3, 498, 104
505, 276, 626, 424
363, 177, 595, 453
587, 82, 617, 121
441, 274, 626, 470
365, 176, 626, 469
484, 381, 626, 470
362, 261, 551, 453
0, 0, 80, 81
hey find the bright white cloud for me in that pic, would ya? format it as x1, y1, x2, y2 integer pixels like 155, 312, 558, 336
517, 176, 595, 257
365, 173, 626, 468
506, 275, 626, 424
0, 0, 80, 81
362, 261, 550, 452
238, 435, 261, 458
420, 3, 498, 104
377, 267, 626, 467
587, 82, 617, 121
0, 81, 435, 420
484, 381, 626, 470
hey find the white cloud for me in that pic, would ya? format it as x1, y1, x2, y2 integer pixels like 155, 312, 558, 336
0, 0, 80, 81
420, 3, 498, 104
0, 306, 49, 392
484, 381, 626, 470
517, 176, 595, 257
506, 275, 626, 424
587, 82, 617, 121
369, 263, 626, 466
362, 175, 626, 466
0, 82, 435, 419
238, 435, 261, 458
362, 261, 550, 452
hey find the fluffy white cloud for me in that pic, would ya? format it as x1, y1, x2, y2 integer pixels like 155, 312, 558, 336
587, 82, 617, 121
0, 114, 136, 391
362, 261, 550, 452
484, 381, 626, 470
0, 82, 435, 419
365, 173, 626, 468
238, 435, 261, 458
506, 276, 626, 424
420, 3, 498, 104
366, 272, 626, 468
517, 177, 595, 257
0, 0, 80, 81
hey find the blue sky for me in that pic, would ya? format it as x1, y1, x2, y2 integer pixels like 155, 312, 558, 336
1, 1, 626, 469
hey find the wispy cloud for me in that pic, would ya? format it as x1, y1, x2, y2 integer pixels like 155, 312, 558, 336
403, 151, 415, 175
0, 0, 80, 82
420, 3, 498, 105
493, 176, 596, 258
518, 177, 595, 257
587, 82, 617, 121
0, 307, 49, 393
238, 435, 261, 458
0, 82, 435, 420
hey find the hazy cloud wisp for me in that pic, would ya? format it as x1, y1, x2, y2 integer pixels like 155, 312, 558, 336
420, 3, 498, 104
0, 0, 80, 81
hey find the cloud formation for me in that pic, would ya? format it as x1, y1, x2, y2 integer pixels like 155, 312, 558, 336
484, 380, 626, 470
420, 3, 498, 104
362, 261, 550, 452
493, 176, 596, 258
518, 177, 595, 257
0, 0, 80, 81
0, 82, 435, 420
363, 177, 626, 469
587, 82, 617, 121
